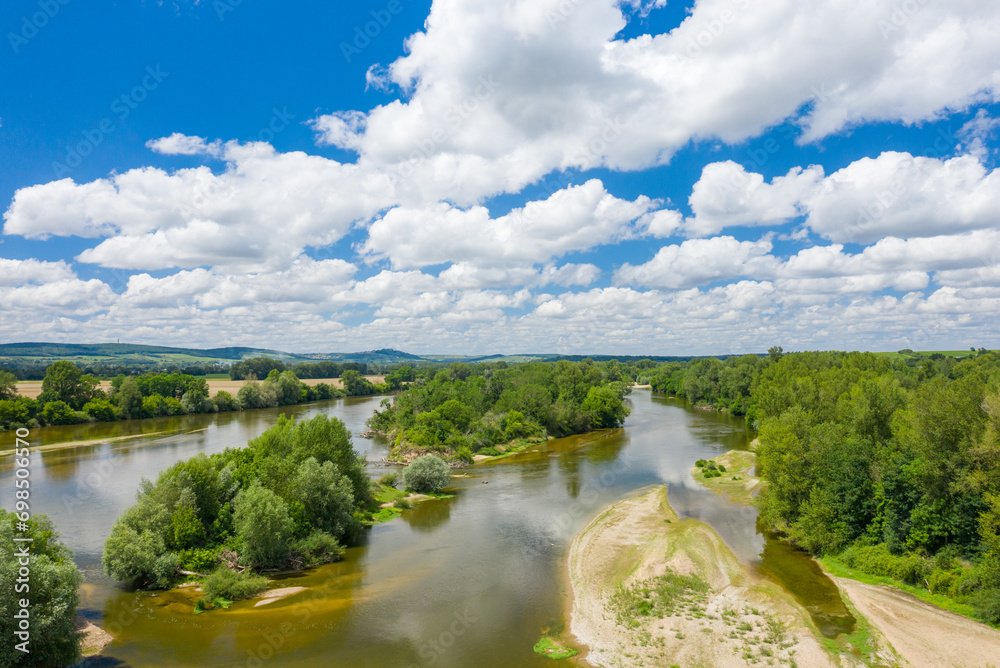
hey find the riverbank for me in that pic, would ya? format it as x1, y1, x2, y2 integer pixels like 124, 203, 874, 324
694, 449, 1000, 666
691, 449, 761, 505
13, 376, 386, 399
568, 486, 833, 667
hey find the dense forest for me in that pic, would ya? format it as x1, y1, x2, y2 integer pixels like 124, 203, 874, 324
0, 360, 386, 432
750, 351, 1000, 625
102, 414, 371, 605
367, 360, 632, 462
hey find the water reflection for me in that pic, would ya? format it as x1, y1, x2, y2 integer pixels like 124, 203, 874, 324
3, 390, 854, 666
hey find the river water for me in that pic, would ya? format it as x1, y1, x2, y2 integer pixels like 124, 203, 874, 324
0, 390, 852, 667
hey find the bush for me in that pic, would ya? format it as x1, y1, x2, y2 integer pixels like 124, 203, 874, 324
402, 455, 451, 493
202, 567, 270, 602
971, 587, 1000, 625
83, 398, 118, 422
840, 543, 931, 585
178, 548, 218, 573
453, 445, 474, 464
41, 400, 76, 425
378, 471, 398, 487
695, 459, 707, 468
292, 530, 346, 566
393, 498, 412, 509
213, 390, 238, 412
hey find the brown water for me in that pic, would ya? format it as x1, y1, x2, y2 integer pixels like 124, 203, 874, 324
0, 390, 853, 667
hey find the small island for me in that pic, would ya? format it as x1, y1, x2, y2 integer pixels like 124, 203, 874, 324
366, 360, 632, 464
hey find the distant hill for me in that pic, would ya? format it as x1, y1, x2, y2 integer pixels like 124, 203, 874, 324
0, 342, 762, 371
0, 342, 432, 367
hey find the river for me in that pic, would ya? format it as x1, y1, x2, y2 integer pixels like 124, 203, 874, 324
0, 390, 852, 666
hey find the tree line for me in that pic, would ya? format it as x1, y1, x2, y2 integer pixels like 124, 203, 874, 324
746, 351, 1000, 626
0, 361, 387, 432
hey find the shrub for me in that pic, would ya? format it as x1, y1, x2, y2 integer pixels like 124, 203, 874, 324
971, 587, 1000, 625
453, 445, 474, 464
393, 498, 412, 509
41, 400, 76, 425
478, 447, 501, 457
292, 530, 346, 566
83, 398, 118, 422
695, 459, 707, 468
178, 548, 218, 573
402, 455, 451, 493
202, 568, 270, 602
378, 471, 398, 487
213, 390, 238, 412
840, 544, 931, 586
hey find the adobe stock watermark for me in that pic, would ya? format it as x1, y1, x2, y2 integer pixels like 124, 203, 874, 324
391, 75, 502, 183
8, 0, 71, 54
878, 0, 930, 39
176, 106, 296, 219
52, 65, 170, 178
682, 0, 755, 60
12, 428, 33, 655
341, 0, 407, 63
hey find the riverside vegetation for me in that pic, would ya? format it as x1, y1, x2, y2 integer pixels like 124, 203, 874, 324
652, 348, 1000, 628
101, 414, 370, 607
0, 359, 387, 433
366, 360, 632, 462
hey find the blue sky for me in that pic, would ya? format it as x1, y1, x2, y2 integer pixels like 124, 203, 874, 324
2, 0, 999, 354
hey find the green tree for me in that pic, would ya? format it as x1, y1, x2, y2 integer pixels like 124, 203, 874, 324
582, 385, 630, 428
0, 512, 82, 668
233, 483, 294, 568
38, 361, 99, 409
0, 370, 18, 400
291, 458, 358, 540
115, 376, 145, 419
402, 454, 451, 493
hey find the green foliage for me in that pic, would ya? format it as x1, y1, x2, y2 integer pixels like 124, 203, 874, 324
291, 457, 359, 541
378, 471, 398, 487
402, 454, 452, 493
582, 384, 630, 428
202, 567, 270, 601
104, 414, 372, 588
533, 636, 579, 660
41, 400, 78, 425
747, 350, 1000, 620
609, 571, 710, 626
292, 530, 346, 566
229, 357, 286, 381
38, 360, 100, 409
0, 370, 18, 400
0, 512, 82, 668
177, 547, 218, 573
368, 360, 630, 457
83, 397, 118, 421
213, 390, 238, 412
233, 484, 294, 568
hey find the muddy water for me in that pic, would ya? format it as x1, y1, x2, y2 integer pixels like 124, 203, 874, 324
0, 390, 852, 666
